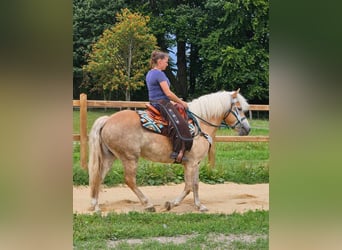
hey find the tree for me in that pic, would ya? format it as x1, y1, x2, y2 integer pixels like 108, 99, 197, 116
199, 0, 269, 103
83, 8, 157, 101
73, 1, 269, 103
147, 1, 207, 100
164, 4, 205, 99
73, 0, 128, 99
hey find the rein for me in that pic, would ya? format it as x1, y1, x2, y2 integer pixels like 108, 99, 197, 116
186, 110, 214, 147
186, 109, 232, 148
187, 110, 228, 128
187, 105, 243, 130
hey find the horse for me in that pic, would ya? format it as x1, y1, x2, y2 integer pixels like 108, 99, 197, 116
87, 89, 250, 212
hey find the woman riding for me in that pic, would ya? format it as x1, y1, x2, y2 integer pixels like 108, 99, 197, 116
145, 50, 193, 163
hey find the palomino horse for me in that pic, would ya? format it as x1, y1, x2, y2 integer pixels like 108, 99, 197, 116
87, 89, 250, 212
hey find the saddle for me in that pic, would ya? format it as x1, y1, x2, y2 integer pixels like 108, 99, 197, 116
137, 103, 195, 136
145, 103, 168, 126
146, 103, 188, 123
137, 103, 196, 163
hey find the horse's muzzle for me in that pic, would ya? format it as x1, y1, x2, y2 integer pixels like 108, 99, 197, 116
238, 121, 251, 136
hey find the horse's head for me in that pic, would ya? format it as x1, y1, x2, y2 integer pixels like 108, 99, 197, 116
223, 89, 251, 136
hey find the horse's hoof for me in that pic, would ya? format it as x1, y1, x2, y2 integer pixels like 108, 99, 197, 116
199, 205, 208, 212
164, 201, 172, 211
88, 205, 101, 212
144, 206, 156, 212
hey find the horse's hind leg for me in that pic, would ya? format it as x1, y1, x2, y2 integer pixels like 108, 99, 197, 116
122, 159, 155, 212
89, 150, 115, 212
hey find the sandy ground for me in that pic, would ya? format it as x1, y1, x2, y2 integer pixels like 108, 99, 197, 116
73, 182, 268, 214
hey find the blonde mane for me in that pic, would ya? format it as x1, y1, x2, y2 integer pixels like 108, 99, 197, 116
188, 91, 249, 120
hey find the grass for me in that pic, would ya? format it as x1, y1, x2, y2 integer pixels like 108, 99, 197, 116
73, 210, 269, 249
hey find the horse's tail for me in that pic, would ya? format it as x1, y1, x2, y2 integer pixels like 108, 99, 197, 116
87, 116, 109, 191
208, 143, 216, 168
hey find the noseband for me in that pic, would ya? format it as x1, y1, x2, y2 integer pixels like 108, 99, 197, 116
222, 99, 247, 129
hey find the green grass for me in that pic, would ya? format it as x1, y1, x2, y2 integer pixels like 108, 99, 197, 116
73, 210, 269, 249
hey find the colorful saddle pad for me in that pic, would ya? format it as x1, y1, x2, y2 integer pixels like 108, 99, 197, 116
137, 110, 195, 136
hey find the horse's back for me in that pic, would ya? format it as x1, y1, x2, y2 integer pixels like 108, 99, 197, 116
110, 109, 140, 124
102, 110, 142, 136
100, 109, 173, 161
99, 110, 142, 156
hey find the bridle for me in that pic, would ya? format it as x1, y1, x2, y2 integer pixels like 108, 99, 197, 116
223, 97, 247, 129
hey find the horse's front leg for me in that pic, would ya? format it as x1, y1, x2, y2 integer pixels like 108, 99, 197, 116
164, 187, 191, 211
192, 165, 208, 212
165, 162, 208, 212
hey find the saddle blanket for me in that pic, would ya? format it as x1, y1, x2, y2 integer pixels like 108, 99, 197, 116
137, 110, 195, 136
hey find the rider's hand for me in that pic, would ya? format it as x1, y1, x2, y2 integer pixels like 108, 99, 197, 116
181, 100, 188, 110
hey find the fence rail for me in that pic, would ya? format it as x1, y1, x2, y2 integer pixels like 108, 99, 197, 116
73, 93, 269, 168
73, 99, 269, 111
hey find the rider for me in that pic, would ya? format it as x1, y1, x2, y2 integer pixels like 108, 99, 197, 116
146, 50, 193, 163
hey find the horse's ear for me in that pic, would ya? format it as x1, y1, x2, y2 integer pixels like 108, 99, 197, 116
232, 88, 240, 98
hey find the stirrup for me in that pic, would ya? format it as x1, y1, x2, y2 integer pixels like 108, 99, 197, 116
170, 151, 188, 163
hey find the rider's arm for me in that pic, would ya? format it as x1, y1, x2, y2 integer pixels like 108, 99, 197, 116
160, 81, 188, 109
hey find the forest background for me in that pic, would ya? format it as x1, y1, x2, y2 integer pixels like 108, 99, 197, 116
73, 0, 269, 104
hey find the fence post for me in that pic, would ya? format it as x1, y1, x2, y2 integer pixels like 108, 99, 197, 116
80, 93, 88, 170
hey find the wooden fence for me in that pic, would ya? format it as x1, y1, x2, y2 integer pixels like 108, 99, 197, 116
73, 93, 269, 168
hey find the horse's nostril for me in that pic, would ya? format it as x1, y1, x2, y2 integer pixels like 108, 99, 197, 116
239, 125, 250, 136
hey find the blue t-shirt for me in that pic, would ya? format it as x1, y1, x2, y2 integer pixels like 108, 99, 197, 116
146, 69, 170, 101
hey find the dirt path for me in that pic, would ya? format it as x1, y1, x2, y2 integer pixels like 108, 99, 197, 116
73, 182, 268, 214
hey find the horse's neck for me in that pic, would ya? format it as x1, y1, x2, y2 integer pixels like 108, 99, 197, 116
199, 116, 222, 137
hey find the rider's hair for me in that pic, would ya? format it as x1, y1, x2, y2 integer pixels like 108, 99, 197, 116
150, 50, 169, 68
